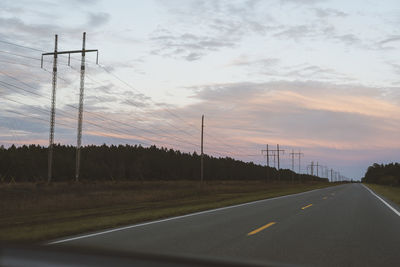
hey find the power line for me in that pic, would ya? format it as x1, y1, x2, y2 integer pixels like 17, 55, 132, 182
94, 65, 254, 156
78, 65, 246, 156
0, 59, 39, 68
0, 43, 241, 156
0, 78, 200, 151
95, 64, 252, 155
0, 50, 46, 62
0, 39, 44, 52
0, 40, 253, 159
0, 73, 201, 150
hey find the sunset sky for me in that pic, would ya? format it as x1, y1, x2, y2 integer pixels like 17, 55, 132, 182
0, 0, 399, 179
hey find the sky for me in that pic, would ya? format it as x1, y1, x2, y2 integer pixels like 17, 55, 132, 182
0, 0, 399, 180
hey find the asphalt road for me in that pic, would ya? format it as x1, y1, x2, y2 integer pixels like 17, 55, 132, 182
51, 184, 400, 266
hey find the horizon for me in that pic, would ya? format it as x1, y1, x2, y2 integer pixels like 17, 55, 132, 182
1, 0, 400, 180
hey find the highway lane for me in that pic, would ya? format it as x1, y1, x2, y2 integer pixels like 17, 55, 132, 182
51, 184, 400, 266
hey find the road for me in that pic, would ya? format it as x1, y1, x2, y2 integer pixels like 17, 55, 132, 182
51, 184, 400, 266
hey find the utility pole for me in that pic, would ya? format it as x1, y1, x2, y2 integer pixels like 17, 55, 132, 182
276, 144, 284, 181
261, 144, 285, 183
316, 162, 319, 177
290, 149, 295, 173
42, 32, 99, 182
277, 144, 280, 170
43, 34, 58, 183
277, 144, 285, 170
75, 32, 86, 182
263, 145, 284, 181
330, 168, 334, 182
261, 144, 270, 182
289, 150, 304, 183
273, 151, 276, 168
311, 161, 314, 176
298, 150, 302, 173
289, 149, 295, 182
201, 115, 204, 182
75, 32, 98, 181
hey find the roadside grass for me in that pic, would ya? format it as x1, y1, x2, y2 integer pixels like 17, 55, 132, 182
365, 183, 400, 206
0, 180, 335, 243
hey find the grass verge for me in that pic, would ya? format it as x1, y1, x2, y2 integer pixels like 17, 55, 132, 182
365, 183, 400, 206
0, 180, 335, 243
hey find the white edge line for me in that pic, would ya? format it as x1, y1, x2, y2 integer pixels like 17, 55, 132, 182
362, 184, 400, 217
47, 185, 336, 245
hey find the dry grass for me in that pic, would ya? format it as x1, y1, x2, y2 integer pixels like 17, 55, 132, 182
0, 180, 334, 243
366, 184, 400, 206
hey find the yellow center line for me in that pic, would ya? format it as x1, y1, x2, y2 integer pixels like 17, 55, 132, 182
322, 196, 328, 200
247, 222, 276, 236
301, 204, 313, 210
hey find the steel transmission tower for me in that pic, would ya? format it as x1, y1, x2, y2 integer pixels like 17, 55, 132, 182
75, 32, 99, 181
42, 35, 58, 183
42, 32, 98, 182
201, 115, 204, 182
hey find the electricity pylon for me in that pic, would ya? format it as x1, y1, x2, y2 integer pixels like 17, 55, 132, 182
201, 115, 204, 182
41, 34, 58, 183
42, 32, 98, 182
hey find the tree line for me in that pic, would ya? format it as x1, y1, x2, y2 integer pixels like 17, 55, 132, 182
0, 144, 328, 183
362, 163, 400, 186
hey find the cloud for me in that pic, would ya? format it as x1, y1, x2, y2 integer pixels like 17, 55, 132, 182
273, 22, 364, 49
226, 56, 279, 68
274, 25, 313, 40
283, 64, 354, 82
191, 82, 265, 101
178, 80, 400, 153
119, 90, 151, 108
333, 33, 360, 45
389, 63, 400, 75
0, 17, 62, 40
314, 8, 347, 18
226, 57, 353, 83
0, 4, 110, 52
87, 12, 110, 27
150, 31, 236, 61
0, 113, 48, 135
378, 35, 400, 48
69, 0, 100, 5
151, 0, 275, 60
279, 0, 326, 5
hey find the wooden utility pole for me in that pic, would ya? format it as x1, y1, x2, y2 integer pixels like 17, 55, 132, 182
273, 151, 276, 167
268, 145, 284, 169
290, 149, 295, 172
276, 144, 284, 181
290, 149, 295, 182
289, 149, 303, 183
42, 32, 99, 182
201, 115, 204, 182
266, 144, 284, 181
277, 144, 283, 170
311, 161, 314, 176
261, 144, 270, 182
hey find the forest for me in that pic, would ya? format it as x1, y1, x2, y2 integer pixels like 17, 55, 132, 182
0, 144, 328, 183
362, 163, 400, 186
